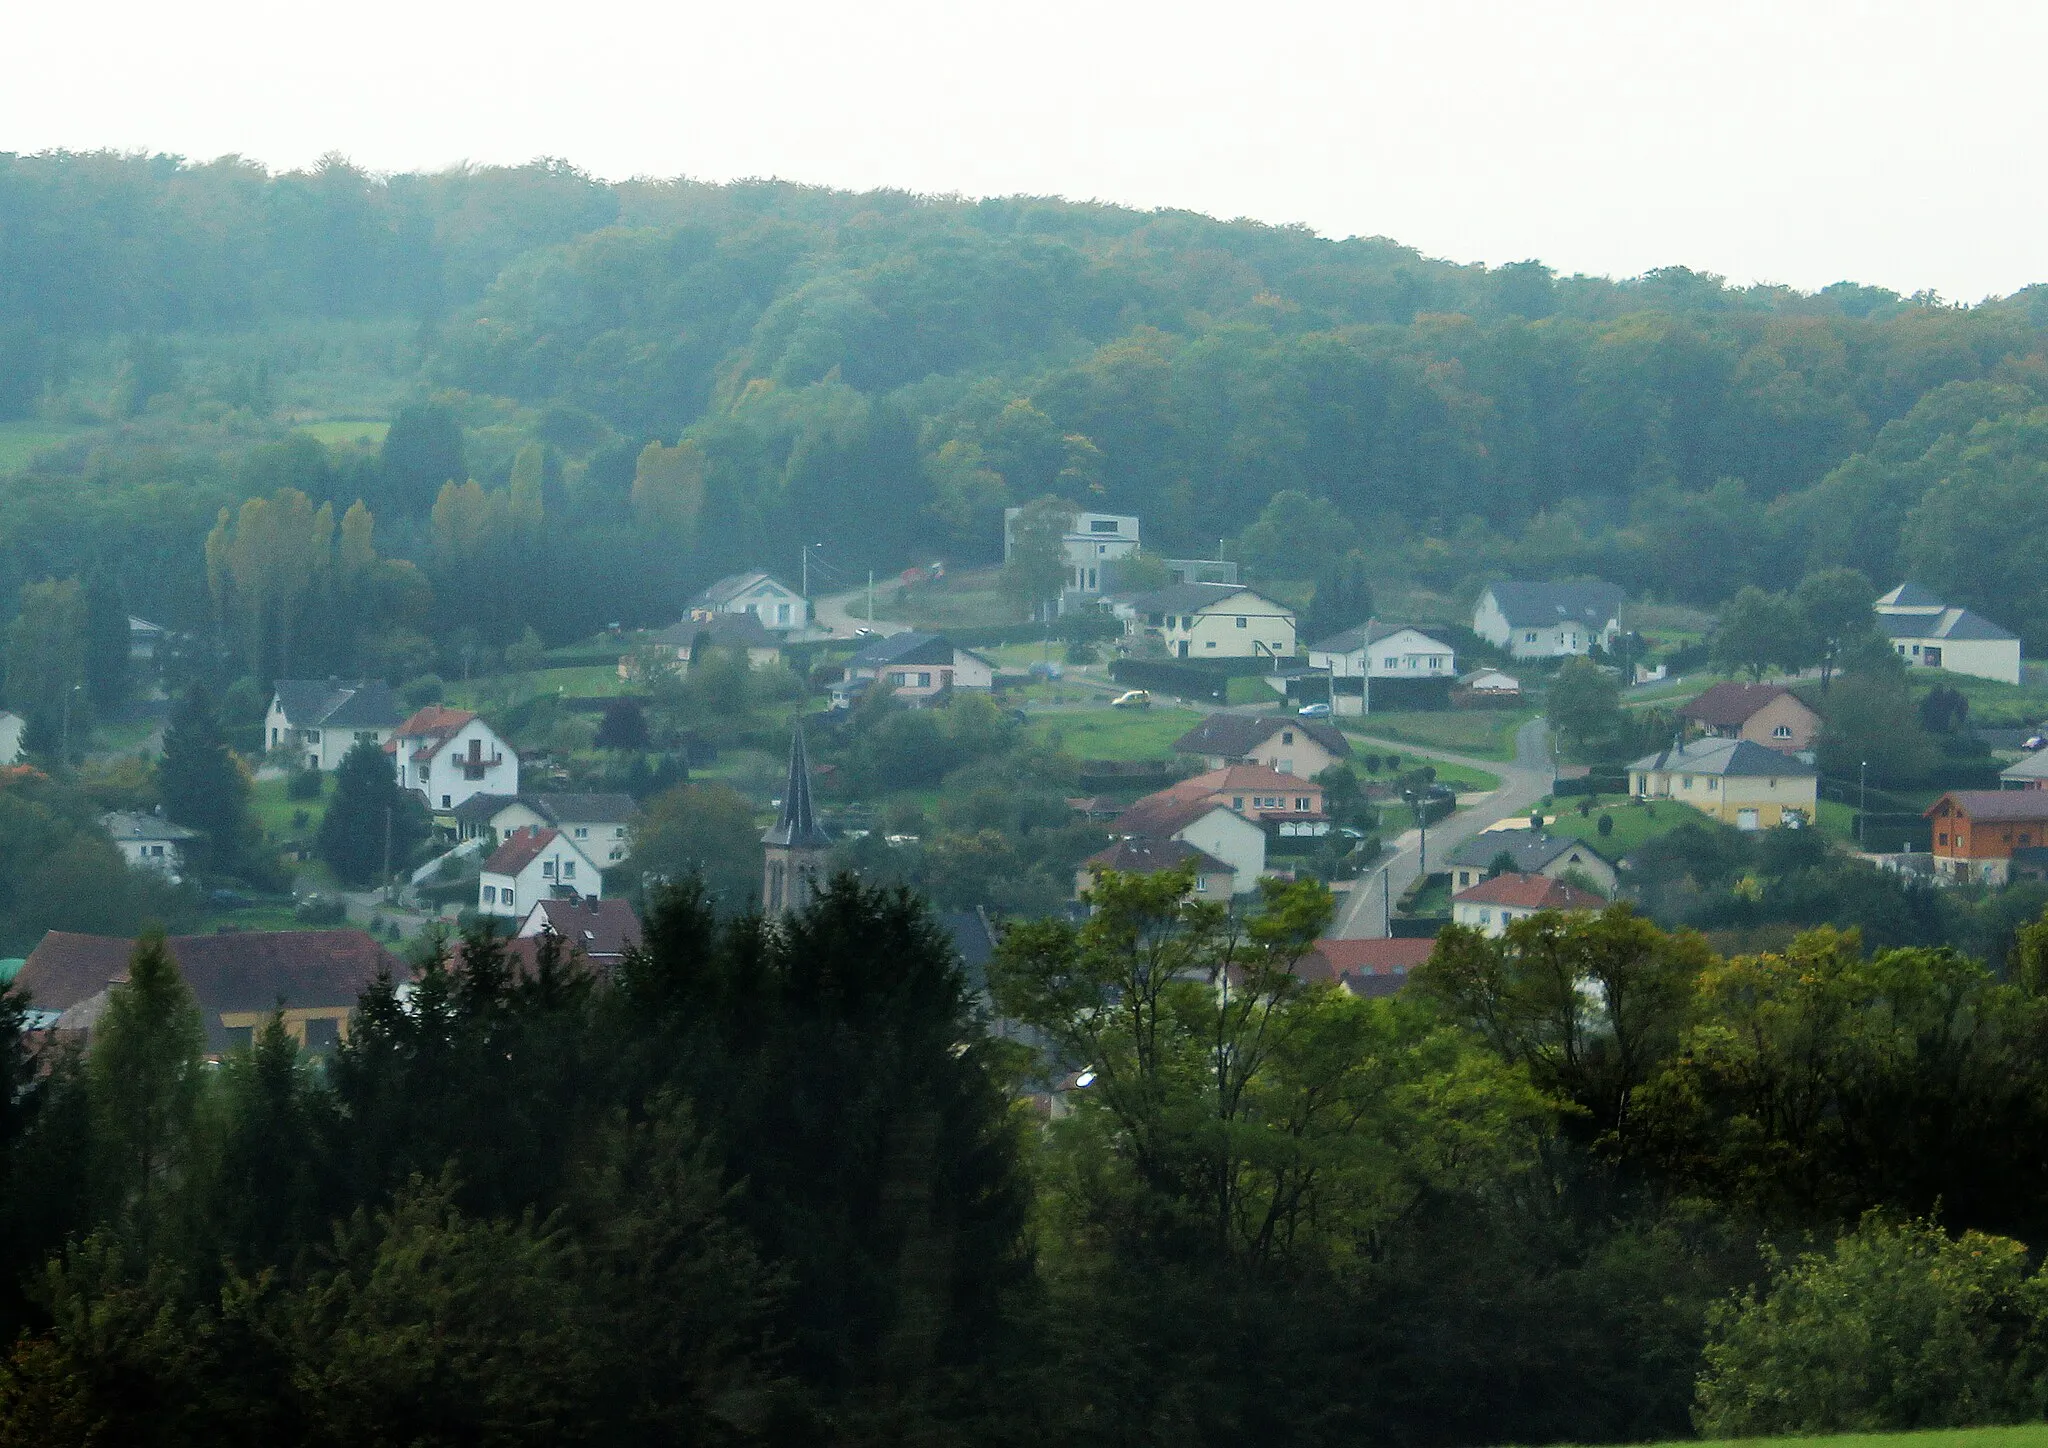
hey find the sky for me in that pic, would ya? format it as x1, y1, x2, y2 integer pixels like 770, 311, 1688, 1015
7, 0, 2043, 300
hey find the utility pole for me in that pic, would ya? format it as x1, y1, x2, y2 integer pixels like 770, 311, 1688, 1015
1382, 864, 1391, 935
866, 569, 874, 626
801, 544, 809, 599
1859, 759, 1868, 850
382, 804, 394, 903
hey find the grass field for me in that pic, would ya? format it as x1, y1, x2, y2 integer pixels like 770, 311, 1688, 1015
1915, 669, 2048, 727
1538, 793, 1719, 858
1348, 709, 1534, 762
1625, 1428, 2048, 1448
295, 419, 390, 447
0, 420, 85, 472
1025, 705, 1206, 762
251, 774, 329, 842
871, 566, 1016, 630
443, 665, 629, 709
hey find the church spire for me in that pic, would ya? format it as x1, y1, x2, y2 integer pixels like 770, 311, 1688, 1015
763, 722, 831, 914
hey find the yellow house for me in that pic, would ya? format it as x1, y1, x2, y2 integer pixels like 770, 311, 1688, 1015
1628, 738, 1817, 830
1130, 582, 1297, 661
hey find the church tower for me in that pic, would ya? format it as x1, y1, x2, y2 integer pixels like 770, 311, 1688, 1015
762, 723, 832, 916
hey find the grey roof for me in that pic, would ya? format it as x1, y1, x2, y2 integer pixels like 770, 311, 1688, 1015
1129, 582, 1288, 616
1171, 712, 1351, 760
692, 571, 798, 608
936, 908, 1000, 993
1629, 737, 1816, 778
2001, 753, 2048, 782
526, 793, 637, 828
1875, 582, 1946, 610
650, 612, 778, 649
101, 810, 200, 843
1875, 607, 2017, 643
1483, 581, 1625, 630
1311, 620, 1454, 655
453, 792, 519, 825
270, 678, 401, 731
1444, 831, 1610, 872
763, 726, 832, 851
849, 631, 957, 669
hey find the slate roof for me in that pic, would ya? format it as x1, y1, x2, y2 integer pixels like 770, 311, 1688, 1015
1676, 682, 1811, 729
649, 612, 778, 649
1483, 581, 1625, 631
849, 631, 957, 670
1129, 582, 1287, 616
692, 571, 799, 608
763, 727, 832, 851
271, 679, 402, 731
1876, 607, 2018, 643
452, 792, 519, 827
936, 908, 1001, 994
1111, 793, 1243, 840
1310, 621, 1455, 656
1630, 737, 1817, 778
526, 793, 637, 828
1082, 837, 1231, 878
524, 896, 642, 960
1876, 582, 1946, 611
101, 810, 200, 843
1926, 790, 2048, 823
2001, 754, 2048, 783
1453, 873, 1606, 910
1171, 712, 1351, 761
1443, 830, 1609, 873
484, 826, 561, 876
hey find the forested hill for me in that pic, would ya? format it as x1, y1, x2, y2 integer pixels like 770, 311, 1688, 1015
7, 151, 2048, 652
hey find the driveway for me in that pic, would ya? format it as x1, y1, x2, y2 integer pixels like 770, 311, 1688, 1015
811, 586, 914, 641
1330, 716, 1556, 939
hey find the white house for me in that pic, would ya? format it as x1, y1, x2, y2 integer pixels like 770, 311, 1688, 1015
101, 810, 200, 879
1170, 713, 1350, 777
1472, 582, 1625, 659
455, 792, 635, 865
1309, 622, 1457, 680
1874, 583, 2022, 685
1128, 583, 1297, 661
1450, 872, 1607, 938
1004, 507, 1140, 599
1108, 791, 1268, 894
689, 571, 809, 632
478, 827, 603, 918
266, 679, 403, 771
388, 706, 519, 813
844, 632, 996, 701
0, 711, 22, 766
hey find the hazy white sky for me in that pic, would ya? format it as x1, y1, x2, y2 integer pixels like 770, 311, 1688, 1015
7, 0, 2042, 299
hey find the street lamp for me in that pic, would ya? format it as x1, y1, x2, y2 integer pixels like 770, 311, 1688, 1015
1858, 759, 1868, 850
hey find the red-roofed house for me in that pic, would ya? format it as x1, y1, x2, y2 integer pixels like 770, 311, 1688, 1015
1676, 682, 1820, 754
389, 706, 519, 813
1298, 936, 1435, 996
479, 826, 602, 918
1926, 791, 2048, 885
1077, 837, 1236, 899
1108, 793, 1267, 894
1164, 764, 1328, 833
1450, 872, 1606, 937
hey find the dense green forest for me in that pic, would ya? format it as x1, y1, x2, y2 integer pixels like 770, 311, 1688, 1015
8, 151, 2048, 669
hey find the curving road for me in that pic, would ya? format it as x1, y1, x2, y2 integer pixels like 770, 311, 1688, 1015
811, 585, 913, 641
1330, 716, 1556, 939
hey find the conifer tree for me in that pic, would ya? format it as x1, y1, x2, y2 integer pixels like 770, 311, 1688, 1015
87, 929, 206, 1249
156, 686, 251, 873
318, 738, 423, 887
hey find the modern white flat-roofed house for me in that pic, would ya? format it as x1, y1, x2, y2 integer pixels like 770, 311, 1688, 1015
1473, 582, 1625, 659
1128, 583, 1297, 661
478, 827, 603, 918
689, 571, 809, 633
1004, 507, 1139, 601
388, 706, 519, 813
265, 679, 403, 771
1874, 583, 2022, 685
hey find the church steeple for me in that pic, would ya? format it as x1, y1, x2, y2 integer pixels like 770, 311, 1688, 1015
763, 723, 831, 915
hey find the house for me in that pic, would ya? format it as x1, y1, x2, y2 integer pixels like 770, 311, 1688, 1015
517, 895, 642, 971
1472, 581, 1625, 659
1171, 713, 1350, 777
2001, 753, 2048, 790
1128, 582, 1297, 661
1451, 873, 1607, 937
1297, 937, 1436, 997
266, 679, 403, 771
1003, 507, 1140, 600
1077, 837, 1237, 900
1874, 583, 2022, 685
1628, 737, 1817, 829
0, 711, 22, 766
1443, 830, 1618, 895
1452, 668, 1522, 706
127, 616, 166, 661
461, 792, 635, 863
1676, 682, 1821, 754
1925, 791, 2048, 885
623, 612, 783, 680
478, 827, 602, 917
1109, 792, 1267, 892
1309, 622, 1457, 680
101, 810, 200, 879
1164, 764, 1328, 834
845, 632, 996, 700
689, 571, 809, 632
1163, 558, 1238, 587
15, 928, 399, 1057
388, 707, 519, 813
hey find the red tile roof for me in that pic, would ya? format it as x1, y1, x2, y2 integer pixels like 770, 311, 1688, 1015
15, 929, 399, 1019
1676, 681, 1804, 729
386, 705, 479, 760
1305, 937, 1435, 978
484, 826, 560, 876
1452, 872, 1606, 910
1082, 837, 1231, 878
1927, 791, 2048, 823
1112, 792, 1240, 840
1175, 764, 1322, 795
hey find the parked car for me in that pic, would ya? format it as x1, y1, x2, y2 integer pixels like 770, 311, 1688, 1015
1111, 689, 1151, 709
1296, 702, 1333, 718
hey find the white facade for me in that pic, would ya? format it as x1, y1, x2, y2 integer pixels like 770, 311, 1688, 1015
1874, 585, 2022, 685
1005, 508, 1140, 596
264, 699, 396, 771
0, 711, 21, 766
395, 717, 520, 812
1164, 805, 1267, 893
695, 572, 809, 632
1309, 625, 1456, 680
1472, 584, 1625, 659
478, 830, 603, 918
1136, 587, 1298, 661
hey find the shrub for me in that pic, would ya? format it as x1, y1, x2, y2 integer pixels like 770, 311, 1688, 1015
286, 769, 323, 800
1597, 814, 1614, 837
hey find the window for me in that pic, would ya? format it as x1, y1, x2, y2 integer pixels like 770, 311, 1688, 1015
483, 885, 496, 903
306, 730, 321, 743
1233, 796, 1244, 809
1096, 545, 1107, 556
1925, 647, 1943, 667
888, 671, 907, 686
1939, 832, 1949, 846
1282, 730, 1294, 744
304, 1017, 341, 1052
574, 826, 588, 838
1236, 617, 1247, 628
1205, 640, 1217, 649
1090, 519, 1120, 533
223, 1025, 254, 1052
1295, 797, 1310, 810
1681, 775, 1693, 789
502, 890, 514, 910
614, 826, 625, 837
1773, 725, 1792, 739
440, 794, 450, 808
1525, 631, 1538, 643
543, 861, 556, 878
776, 603, 791, 624
1706, 778, 1718, 791
1193, 876, 1208, 892
562, 861, 576, 879
916, 671, 932, 687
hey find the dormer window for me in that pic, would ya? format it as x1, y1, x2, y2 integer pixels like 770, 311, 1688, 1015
1773, 725, 1792, 739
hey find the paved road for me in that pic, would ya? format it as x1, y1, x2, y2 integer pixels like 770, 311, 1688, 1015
1331, 716, 1557, 939
811, 585, 914, 640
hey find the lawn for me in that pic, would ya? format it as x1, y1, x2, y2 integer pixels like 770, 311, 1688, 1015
0, 420, 85, 472
251, 774, 329, 843
1913, 669, 2048, 727
1539, 793, 1721, 859
1347, 709, 1533, 762
443, 665, 630, 709
1628, 1429, 2048, 1448
1024, 705, 1206, 762
871, 566, 1017, 630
